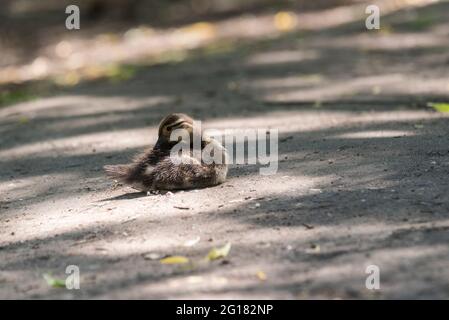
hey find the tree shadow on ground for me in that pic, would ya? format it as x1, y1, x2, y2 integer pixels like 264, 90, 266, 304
1, 1, 449, 299
2, 201, 449, 298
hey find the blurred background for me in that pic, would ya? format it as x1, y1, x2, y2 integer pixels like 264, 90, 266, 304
3, 0, 446, 105
1, 0, 357, 80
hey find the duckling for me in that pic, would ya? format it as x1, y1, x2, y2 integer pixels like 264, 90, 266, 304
104, 113, 228, 191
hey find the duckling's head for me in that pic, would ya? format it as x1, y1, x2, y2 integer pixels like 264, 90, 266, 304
157, 113, 195, 145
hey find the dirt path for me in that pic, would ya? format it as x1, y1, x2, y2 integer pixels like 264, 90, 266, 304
1, 2, 449, 299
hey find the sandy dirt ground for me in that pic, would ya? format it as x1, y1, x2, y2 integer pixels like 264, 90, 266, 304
1, 1, 449, 299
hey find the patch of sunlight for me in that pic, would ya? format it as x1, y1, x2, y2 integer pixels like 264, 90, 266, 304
262, 74, 404, 102
0, 128, 154, 159
261, 74, 449, 102
245, 74, 323, 89
3, 173, 332, 248
0, 95, 173, 118
177, 22, 216, 41
123, 26, 155, 43
203, 111, 352, 135
202, 111, 439, 143
274, 11, 298, 32
245, 50, 319, 66
75, 238, 186, 259
0, 96, 82, 117
98, 219, 449, 263
162, 275, 229, 291
367, 244, 449, 262
0, 172, 81, 213
333, 130, 415, 139
0, 175, 47, 195
2, 109, 343, 159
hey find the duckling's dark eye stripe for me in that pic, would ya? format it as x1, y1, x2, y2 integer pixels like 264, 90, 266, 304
167, 120, 191, 130
166, 122, 181, 130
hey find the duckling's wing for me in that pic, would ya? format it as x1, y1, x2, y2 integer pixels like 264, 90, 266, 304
104, 164, 134, 182
104, 147, 167, 189
148, 156, 224, 190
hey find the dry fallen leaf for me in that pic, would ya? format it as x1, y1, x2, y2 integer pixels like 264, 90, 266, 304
256, 271, 267, 281
160, 256, 190, 265
206, 242, 232, 261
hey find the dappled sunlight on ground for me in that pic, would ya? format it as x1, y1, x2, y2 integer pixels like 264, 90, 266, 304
245, 50, 321, 66
1, 0, 449, 299
333, 130, 416, 138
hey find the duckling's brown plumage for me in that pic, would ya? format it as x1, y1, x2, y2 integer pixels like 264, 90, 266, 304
104, 113, 228, 191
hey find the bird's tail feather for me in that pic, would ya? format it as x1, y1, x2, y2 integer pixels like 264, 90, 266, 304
104, 164, 134, 183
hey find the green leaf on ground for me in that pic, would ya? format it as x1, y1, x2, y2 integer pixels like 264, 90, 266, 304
428, 103, 449, 113
206, 242, 231, 261
43, 274, 66, 288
